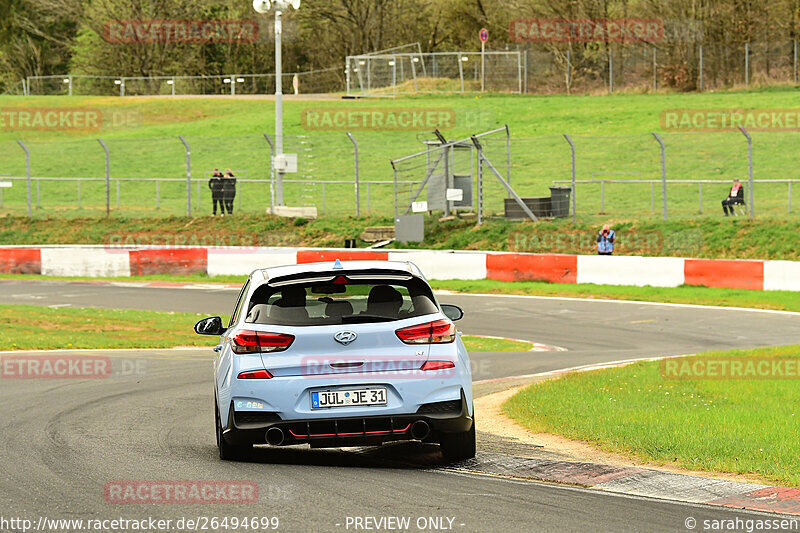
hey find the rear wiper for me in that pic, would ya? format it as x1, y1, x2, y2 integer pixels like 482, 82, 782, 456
340, 314, 393, 324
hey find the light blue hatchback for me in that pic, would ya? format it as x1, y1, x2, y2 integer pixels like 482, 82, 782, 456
195, 260, 475, 462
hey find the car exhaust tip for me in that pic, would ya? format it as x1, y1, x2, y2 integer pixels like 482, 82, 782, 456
266, 427, 285, 446
411, 420, 430, 441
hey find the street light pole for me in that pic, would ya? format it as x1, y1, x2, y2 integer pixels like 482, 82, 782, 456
274, 8, 284, 206
254, 0, 299, 208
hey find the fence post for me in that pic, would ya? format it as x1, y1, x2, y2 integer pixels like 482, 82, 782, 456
739, 126, 754, 219
16, 141, 32, 217
566, 49, 571, 93
652, 133, 667, 220
608, 49, 613, 93
391, 163, 399, 219
506, 125, 512, 197
476, 141, 483, 225
116, 180, 120, 209
458, 54, 465, 93
699, 45, 704, 91
523, 49, 528, 94
795, 41, 798, 85
601, 181, 605, 211
789, 182, 792, 213
346, 132, 360, 216
264, 134, 275, 212
564, 134, 576, 222
653, 47, 657, 91
179, 136, 191, 216
68, 75, 73, 96
745, 43, 750, 87
699, 183, 703, 213
97, 139, 110, 216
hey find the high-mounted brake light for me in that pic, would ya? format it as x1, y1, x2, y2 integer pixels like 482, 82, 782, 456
395, 319, 456, 344
421, 361, 456, 371
231, 330, 295, 354
237, 369, 273, 379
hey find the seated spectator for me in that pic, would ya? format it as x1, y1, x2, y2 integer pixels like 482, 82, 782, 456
722, 178, 745, 217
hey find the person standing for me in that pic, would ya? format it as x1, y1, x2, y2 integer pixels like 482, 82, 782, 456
222, 168, 237, 215
208, 168, 224, 216
597, 224, 615, 255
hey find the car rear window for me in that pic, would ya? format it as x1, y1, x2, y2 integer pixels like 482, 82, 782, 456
244, 275, 439, 326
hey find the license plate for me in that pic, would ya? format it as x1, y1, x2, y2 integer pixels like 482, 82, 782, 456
311, 388, 387, 409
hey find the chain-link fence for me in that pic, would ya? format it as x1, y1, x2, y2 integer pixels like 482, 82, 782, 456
346, 51, 523, 96
24, 69, 344, 97
12, 40, 800, 97
520, 40, 800, 94
1, 128, 799, 220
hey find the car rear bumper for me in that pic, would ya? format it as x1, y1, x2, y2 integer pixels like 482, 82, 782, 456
222, 389, 472, 447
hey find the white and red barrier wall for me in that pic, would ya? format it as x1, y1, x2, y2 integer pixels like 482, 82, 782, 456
0, 245, 797, 292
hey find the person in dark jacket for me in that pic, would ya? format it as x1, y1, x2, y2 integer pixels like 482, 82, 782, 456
222, 168, 236, 215
722, 178, 745, 216
208, 168, 224, 216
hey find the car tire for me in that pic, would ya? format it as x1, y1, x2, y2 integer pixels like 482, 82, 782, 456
439, 417, 476, 462
216, 401, 252, 461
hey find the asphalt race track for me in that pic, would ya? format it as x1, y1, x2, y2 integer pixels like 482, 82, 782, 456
2, 280, 799, 532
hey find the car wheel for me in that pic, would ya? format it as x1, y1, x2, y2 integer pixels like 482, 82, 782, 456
439, 417, 476, 462
216, 402, 252, 461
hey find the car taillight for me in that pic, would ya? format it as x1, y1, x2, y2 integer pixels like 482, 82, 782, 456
231, 331, 294, 354
421, 361, 455, 371
396, 319, 456, 344
237, 369, 273, 379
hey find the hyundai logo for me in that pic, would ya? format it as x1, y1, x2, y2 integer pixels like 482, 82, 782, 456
334, 331, 358, 346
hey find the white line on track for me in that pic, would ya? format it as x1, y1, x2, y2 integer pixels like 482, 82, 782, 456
434, 290, 800, 316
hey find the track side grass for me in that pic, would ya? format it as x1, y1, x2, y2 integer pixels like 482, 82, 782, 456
0, 305, 524, 353
504, 346, 800, 487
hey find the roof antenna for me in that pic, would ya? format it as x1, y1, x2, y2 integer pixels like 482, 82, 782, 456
333, 259, 343, 270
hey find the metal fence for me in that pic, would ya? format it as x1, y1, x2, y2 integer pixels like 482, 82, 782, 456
15, 40, 800, 97
521, 40, 800, 94
346, 51, 523, 97
1, 128, 799, 220
24, 68, 344, 97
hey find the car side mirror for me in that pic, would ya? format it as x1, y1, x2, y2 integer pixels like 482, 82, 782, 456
195, 316, 224, 336
441, 304, 464, 321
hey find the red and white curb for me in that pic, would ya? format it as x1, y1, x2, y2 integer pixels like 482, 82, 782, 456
1, 245, 798, 292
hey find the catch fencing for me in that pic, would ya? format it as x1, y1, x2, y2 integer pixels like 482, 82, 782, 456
1, 129, 799, 220
15, 40, 800, 97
